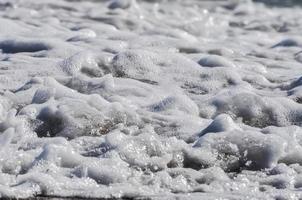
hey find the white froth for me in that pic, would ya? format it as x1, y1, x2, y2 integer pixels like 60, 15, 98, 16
1, 0, 302, 199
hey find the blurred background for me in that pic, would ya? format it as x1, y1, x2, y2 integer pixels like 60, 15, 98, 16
253, 0, 302, 6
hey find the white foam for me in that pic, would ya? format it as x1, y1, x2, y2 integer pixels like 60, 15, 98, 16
1, 0, 302, 199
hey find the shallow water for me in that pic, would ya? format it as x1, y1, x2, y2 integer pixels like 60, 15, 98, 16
1, 0, 302, 199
